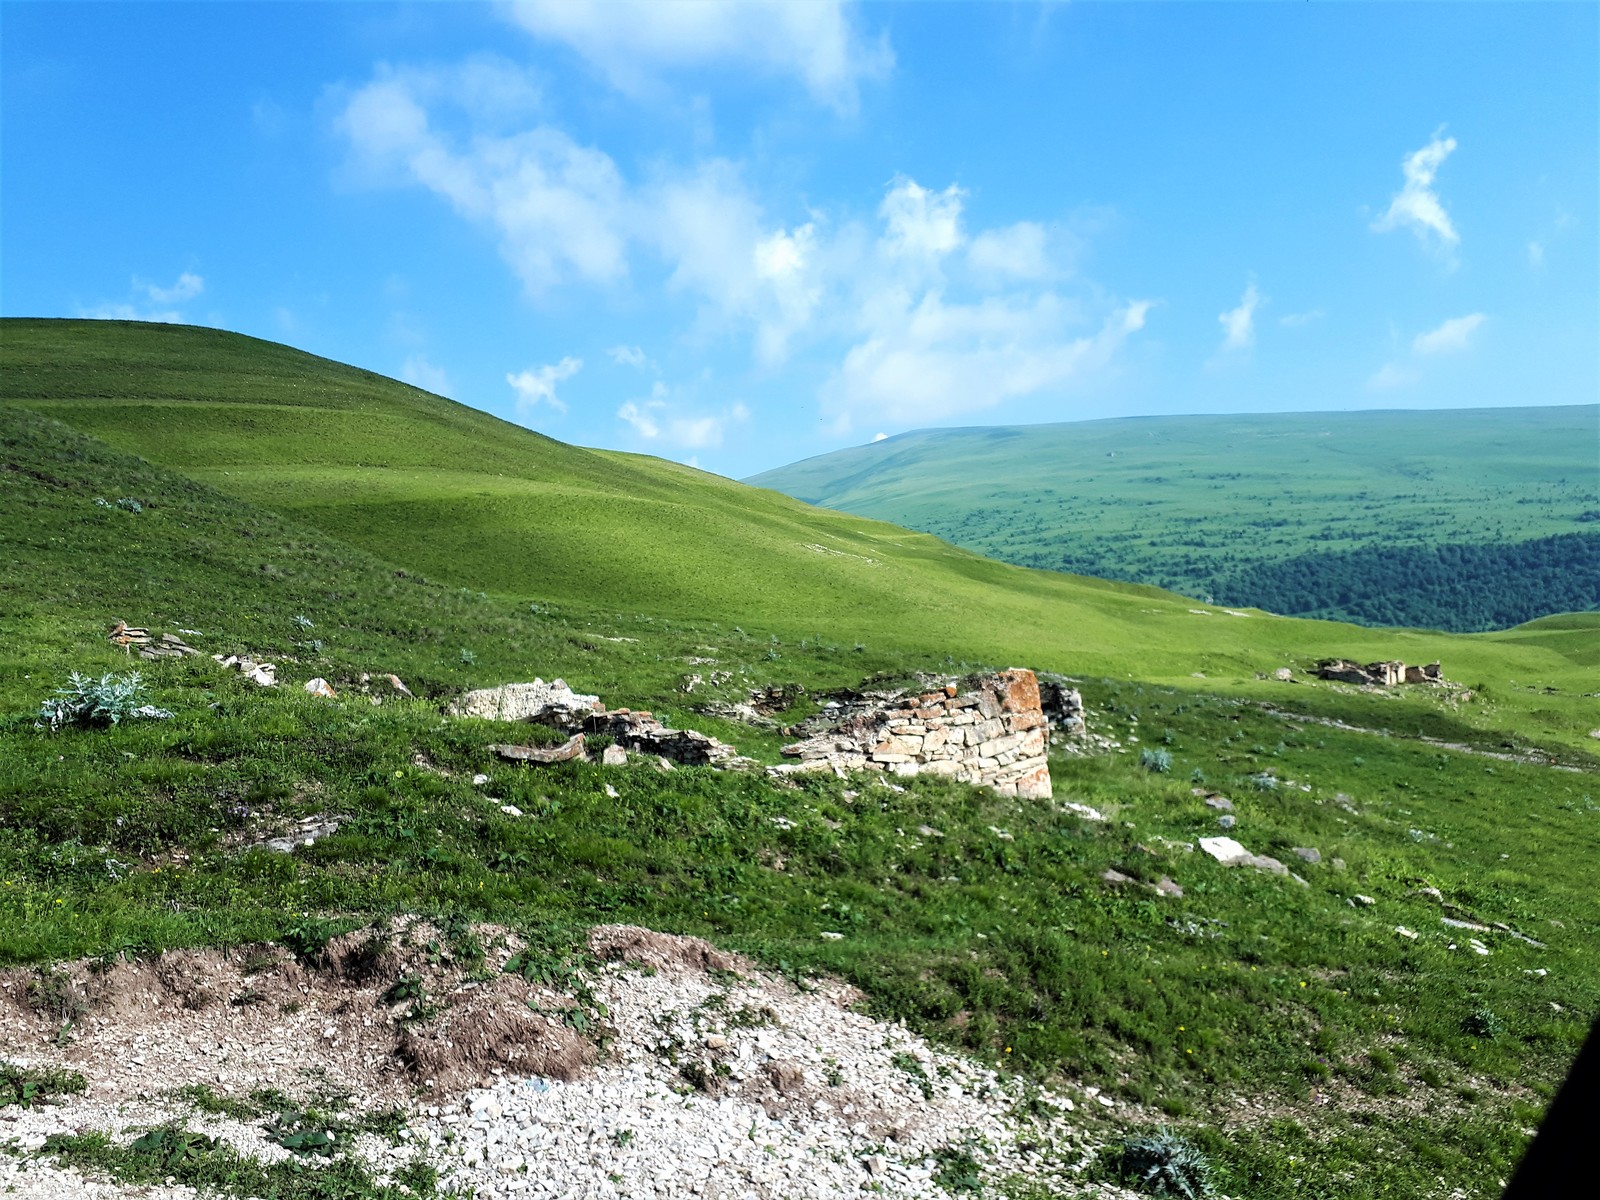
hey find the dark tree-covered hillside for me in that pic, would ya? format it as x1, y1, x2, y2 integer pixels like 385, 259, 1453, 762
1211, 533, 1600, 632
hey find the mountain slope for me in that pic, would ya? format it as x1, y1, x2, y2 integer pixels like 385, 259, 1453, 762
746, 408, 1600, 631
3, 319, 1597, 751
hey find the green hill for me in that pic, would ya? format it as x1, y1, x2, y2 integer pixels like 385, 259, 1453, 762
3, 319, 1596, 753
747, 408, 1600, 632
4, 319, 1600, 1199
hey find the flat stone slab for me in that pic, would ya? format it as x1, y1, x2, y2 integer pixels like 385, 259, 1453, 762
491, 734, 587, 764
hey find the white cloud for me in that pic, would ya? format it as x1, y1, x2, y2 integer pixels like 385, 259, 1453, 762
879, 177, 965, 261
1412, 312, 1485, 356
1367, 362, 1419, 391
1527, 240, 1545, 268
501, 0, 892, 112
966, 222, 1052, 281
607, 344, 648, 368
81, 271, 206, 324
824, 293, 1149, 429
337, 67, 626, 295
871, 431, 888, 442
402, 354, 451, 396
507, 356, 582, 413
1372, 132, 1459, 252
617, 381, 748, 448
1217, 281, 1262, 351
144, 272, 204, 304
1278, 308, 1324, 328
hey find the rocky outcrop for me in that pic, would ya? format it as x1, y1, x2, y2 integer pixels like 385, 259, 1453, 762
582, 709, 749, 767
1038, 677, 1086, 739
451, 680, 749, 768
1313, 659, 1444, 687
449, 679, 604, 724
774, 669, 1052, 799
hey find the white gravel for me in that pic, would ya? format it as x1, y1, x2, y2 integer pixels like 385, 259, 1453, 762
1, 930, 1125, 1198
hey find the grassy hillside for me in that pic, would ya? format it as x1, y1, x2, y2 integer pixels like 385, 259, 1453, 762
3, 319, 1596, 754
747, 408, 1600, 631
2, 321, 1599, 1199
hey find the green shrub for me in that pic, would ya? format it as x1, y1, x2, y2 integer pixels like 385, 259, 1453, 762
38, 671, 166, 731
1115, 1129, 1214, 1198
1141, 748, 1173, 774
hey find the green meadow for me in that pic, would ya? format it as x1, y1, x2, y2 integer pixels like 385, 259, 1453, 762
2, 319, 1598, 1199
747, 408, 1600, 632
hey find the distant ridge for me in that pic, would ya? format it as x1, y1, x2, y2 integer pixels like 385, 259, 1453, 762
748, 406, 1600, 632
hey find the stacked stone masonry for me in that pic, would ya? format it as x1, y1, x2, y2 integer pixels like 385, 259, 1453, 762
777, 668, 1053, 800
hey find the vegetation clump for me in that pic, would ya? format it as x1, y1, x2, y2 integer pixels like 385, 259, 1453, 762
37, 670, 166, 731
1114, 1129, 1214, 1198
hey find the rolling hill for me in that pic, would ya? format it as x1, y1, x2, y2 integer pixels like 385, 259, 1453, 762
4, 319, 1597, 752
747, 408, 1600, 632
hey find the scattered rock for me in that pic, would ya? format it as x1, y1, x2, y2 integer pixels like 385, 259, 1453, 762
1101, 869, 1133, 887
1155, 877, 1184, 899
601, 744, 628, 767
499, 804, 523, 818
1060, 802, 1105, 821
304, 677, 337, 698
1272, 667, 1293, 682
492, 734, 588, 765
1198, 836, 1250, 864
1313, 658, 1446, 687
215, 653, 277, 687
472, 773, 490, 787
108, 622, 203, 661
587, 709, 748, 767
1292, 847, 1321, 864
1200, 793, 1234, 812
1350, 894, 1377, 907
1216, 814, 1236, 830
1395, 926, 1419, 940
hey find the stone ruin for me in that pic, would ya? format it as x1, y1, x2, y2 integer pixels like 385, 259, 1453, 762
449, 679, 749, 768
773, 668, 1054, 799
1313, 659, 1445, 687
108, 622, 201, 661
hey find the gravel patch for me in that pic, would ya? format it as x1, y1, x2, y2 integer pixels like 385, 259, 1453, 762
1, 926, 1119, 1198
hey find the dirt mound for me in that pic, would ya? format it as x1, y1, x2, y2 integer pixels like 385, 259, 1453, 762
588, 923, 740, 973
0, 918, 589, 1109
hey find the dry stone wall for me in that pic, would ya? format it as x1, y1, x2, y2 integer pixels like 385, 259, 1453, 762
775, 669, 1052, 799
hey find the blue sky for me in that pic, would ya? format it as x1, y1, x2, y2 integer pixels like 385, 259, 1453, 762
4, 2, 1595, 477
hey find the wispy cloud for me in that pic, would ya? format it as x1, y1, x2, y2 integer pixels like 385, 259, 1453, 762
1278, 308, 1324, 328
1367, 362, 1420, 391
507, 356, 582, 414
337, 64, 625, 295
617, 381, 748, 448
81, 271, 206, 323
1368, 311, 1487, 389
607, 344, 649, 369
1372, 131, 1459, 254
1412, 312, 1486, 356
1217, 281, 1262, 352
1527, 240, 1545, 268
402, 354, 451, 396
143, 271, 205, 304
501, 0, 892, 113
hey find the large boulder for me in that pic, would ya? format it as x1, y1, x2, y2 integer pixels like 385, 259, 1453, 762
449, 679, 603, 725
